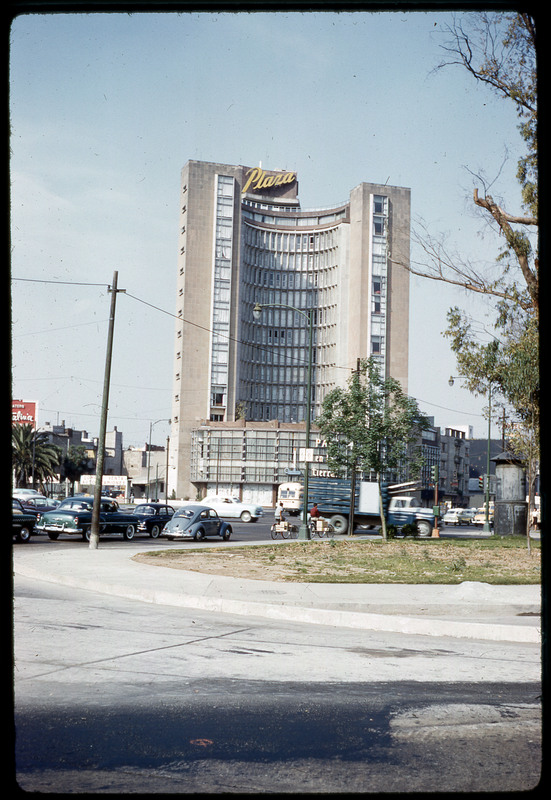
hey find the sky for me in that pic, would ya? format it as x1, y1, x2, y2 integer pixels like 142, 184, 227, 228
10, 9, 526, 449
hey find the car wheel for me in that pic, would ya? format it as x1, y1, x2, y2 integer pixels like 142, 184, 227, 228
193, 528, 205, 541
240, 510, 252, 523
16, 527, 32, 543
82, 528, 91, 542
150, 524, 161, 539
122, 524, 136, 541
223, 529, 231, 540
47, 531, 60, 540
416, 519, 432, 538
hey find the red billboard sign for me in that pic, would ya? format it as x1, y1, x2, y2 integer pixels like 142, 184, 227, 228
12, 400, 37, 426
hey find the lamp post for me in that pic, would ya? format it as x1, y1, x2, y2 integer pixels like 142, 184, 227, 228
449, 375, 493, 533
147, 419, 170, 501
253, 302, 313, 540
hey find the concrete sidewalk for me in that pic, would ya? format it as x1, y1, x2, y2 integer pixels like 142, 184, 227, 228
13, 543, 541, 643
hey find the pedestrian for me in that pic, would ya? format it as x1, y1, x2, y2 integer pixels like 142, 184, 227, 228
274, 502, 285, 523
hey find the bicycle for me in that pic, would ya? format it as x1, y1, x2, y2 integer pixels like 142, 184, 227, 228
270, 520, 298, 539
309, 518, 335, 538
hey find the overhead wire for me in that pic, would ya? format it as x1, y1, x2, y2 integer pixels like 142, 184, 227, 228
12, 275, 486, 418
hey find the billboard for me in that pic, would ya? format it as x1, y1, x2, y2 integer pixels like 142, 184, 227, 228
12, 400, 37, 426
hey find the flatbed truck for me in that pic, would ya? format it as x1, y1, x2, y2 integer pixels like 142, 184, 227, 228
308, 477, 434, 536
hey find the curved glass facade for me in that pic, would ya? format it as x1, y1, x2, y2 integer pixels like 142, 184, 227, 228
239, 201, 347, 423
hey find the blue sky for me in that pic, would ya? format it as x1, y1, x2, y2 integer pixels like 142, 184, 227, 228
10, 10, 524, 447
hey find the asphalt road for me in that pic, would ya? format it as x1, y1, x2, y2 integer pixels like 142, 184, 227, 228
13, 558, 542, 794
18, 514, 502, 548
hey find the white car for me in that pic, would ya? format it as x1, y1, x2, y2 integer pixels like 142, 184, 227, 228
442, 508, 462, 525
13, 489, 45, 501
201, 496, 263, 523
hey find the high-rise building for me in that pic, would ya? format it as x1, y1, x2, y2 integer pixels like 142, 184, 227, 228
169, 160, 411, 499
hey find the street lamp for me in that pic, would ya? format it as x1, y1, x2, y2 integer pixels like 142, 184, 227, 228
449, 375, 493, 533
253, 302, 313, 540
147, 419, 170, 501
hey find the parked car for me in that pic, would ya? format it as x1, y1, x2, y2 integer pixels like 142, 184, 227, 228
201, 496, 263, 523
20, 495, 60, 520
130, 503, 175, 538
35, 495, 139, 542
12, 498, 36, 543
162, 504, 232, 541
458, 508, 476, 525
13, 488, 44, 501
442, 508, 462, 525
473, 508, 494, 527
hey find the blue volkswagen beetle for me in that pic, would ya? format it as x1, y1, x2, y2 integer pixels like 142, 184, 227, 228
161, 504, 232, 541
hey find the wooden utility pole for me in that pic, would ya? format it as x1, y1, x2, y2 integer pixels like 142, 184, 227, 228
90, 271, 125, 549
347, 359, 361, 536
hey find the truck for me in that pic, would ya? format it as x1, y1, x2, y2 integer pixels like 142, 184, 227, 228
307, 477, 435, 536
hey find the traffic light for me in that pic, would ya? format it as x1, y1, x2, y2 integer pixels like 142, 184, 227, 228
430, 464, 439, 484
380, 482, 390, 519
478, 475, 484, 490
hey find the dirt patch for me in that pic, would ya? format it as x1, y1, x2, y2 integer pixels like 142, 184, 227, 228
132, 538, 541, 585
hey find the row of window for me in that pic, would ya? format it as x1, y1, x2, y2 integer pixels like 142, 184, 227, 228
242, 209, 347, 229
209, 176, 234, 406
243, 224, 339, 252
243, 245, 339, 272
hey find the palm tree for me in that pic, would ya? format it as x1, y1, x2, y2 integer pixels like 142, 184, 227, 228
12, 424, 62, 490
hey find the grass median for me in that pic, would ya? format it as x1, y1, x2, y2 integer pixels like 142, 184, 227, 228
134, 535, 541, 585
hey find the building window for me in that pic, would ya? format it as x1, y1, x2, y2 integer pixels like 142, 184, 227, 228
373, 216, 385, 236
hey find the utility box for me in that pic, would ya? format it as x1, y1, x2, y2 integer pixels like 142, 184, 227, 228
492, 451, 527, 536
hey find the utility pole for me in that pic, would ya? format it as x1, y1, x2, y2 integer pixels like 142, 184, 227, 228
348, 358, 361, 536
431, 464, 440, 537
90, 272, 125, 549
165, 436, 170, 503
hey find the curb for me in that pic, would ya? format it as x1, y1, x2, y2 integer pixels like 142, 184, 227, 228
14, 558, 540, 643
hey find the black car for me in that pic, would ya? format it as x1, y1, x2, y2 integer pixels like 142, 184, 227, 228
35, 496, 139, 542
130, 503, 175, 538
20, 495, 60, 520
12, 498, 36, 543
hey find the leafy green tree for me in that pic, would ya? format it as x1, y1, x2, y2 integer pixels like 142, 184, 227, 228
390, 12, 538, 534
61, 445, 95, 496
444, 311, 539, 540
316, 358, 430, 539
12, 424, 62, 490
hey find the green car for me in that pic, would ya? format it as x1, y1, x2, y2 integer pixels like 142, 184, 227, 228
12, 498, 36, 543
35, 495, 138, 542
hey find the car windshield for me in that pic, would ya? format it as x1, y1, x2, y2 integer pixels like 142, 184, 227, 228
134, 506, 155, 515
174, 508, 195, 519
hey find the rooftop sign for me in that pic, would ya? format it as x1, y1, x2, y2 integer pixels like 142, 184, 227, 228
12, 400, 37, 426
242, 167, 297, 195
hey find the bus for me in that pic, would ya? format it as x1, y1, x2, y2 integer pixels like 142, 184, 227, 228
277, 482, 303, 516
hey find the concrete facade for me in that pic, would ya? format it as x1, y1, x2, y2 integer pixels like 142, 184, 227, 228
170, 160, 411, 499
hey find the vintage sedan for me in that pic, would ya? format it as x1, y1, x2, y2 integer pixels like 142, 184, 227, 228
473, 508, 494, 527
131, 503, 175, 538
201, 495, 263, 523
13, 488, 44, 502
20, 495, 60, 520
458, 508, 476, 525
12, 498, 36, 543
442, 508, 462, 525
35, 495, 139, 542
162, 504, 232, 541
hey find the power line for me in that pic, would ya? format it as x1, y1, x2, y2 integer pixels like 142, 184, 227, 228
12, 277, 487, 419
12, 277, 109, 287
